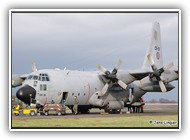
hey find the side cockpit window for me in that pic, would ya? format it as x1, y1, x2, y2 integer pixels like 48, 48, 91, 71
39, 73, 50, 81
27, 73, 50, 81
33, 75, 38, 80
27, 75, 33, 79
27, 75, 38, 80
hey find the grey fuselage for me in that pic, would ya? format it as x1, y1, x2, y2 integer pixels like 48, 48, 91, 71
22, 69, 135, 106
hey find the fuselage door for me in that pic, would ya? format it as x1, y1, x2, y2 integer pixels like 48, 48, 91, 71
61, 92, 68, 105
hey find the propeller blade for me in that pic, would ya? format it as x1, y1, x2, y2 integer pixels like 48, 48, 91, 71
97, 64, 107, 73
118, 80, 127, 89
163, 62, 174, 70
12, 80, 15, 85
101, 75, 108, 83
147, 54, 157, 70
101, 83, 109, 95
147, 54, 155, 66
159, 81, 167, 92
140, 76, 150, 85
115, 59, 122, 70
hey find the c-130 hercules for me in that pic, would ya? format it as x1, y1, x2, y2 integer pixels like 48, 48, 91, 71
12, 22, 178, 114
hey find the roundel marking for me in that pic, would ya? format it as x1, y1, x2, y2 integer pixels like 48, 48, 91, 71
156, 52, 160, 60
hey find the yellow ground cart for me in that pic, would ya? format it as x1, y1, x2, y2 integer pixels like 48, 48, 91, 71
13, 104, 37, 116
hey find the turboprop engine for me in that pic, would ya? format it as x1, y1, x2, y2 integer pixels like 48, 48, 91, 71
89, 90, 127, 109
106, 101, 124, 109
12, 74, 23, 87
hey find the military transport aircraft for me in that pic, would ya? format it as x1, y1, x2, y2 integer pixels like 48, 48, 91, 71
12, 22, 178, 114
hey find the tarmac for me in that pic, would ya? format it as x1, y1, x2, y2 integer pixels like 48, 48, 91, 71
12, 103, 178, 120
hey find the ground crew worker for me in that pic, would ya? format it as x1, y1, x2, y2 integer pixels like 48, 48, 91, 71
140, 97, 145, 113
51, 100, 55, 104
128, 105, 132, 113
73, 96, 78, 115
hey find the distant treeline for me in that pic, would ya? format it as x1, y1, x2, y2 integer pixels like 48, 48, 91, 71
146, 98, 178, 103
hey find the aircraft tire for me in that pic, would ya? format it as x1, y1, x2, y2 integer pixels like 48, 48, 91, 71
104, 108, 121, 114
45, 111, 48, 116
30, 111, 35, 116
112, 109, 121, 114
14, 113, 19, 116
57, 112, 62, 116
79, 109, 89, 114
104, 108, 109, 113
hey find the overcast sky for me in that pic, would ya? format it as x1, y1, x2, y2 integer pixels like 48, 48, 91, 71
11, 11, 179, 101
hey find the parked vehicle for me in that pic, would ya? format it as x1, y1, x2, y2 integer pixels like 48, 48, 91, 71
13, 104, 37, 116
43, 104, 66, 116
13, 104, 20, 116
22, 108, 37, 116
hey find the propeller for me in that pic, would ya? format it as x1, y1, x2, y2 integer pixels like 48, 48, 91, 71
140, 54, 174, 92
98, 59, 127, 95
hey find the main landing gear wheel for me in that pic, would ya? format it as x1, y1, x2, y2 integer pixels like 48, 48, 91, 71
104, 108, 121, 114
45, 111, 48, 116
57, 112, 62, 116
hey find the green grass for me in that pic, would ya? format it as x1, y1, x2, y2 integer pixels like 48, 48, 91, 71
12, 115, 178, 128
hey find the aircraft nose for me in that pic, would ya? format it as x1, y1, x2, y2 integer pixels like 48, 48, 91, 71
16, 85, 36, 105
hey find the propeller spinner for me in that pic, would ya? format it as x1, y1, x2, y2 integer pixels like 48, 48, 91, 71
98, 59, 127, 95
140, 54, 174, 92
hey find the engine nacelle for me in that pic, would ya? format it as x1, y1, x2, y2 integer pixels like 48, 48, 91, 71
106, 101, 124, 109
140, 83, 175, 92
12, 74, 23, 87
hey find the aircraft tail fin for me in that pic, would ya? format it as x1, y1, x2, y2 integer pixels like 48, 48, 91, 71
142, 22, 163, 71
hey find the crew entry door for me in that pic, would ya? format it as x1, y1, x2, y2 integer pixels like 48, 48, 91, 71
62, 92, 68, 105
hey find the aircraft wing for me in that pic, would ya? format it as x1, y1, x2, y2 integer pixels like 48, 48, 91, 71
174, 70, 178, 74
129, 72, 149, 80
129, 68, 178, 82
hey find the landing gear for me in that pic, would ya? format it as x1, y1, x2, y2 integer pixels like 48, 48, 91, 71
68, 105, 90, 114
79, 109, 90, 114
125, 98, 145, 113
104, 108, 121, 114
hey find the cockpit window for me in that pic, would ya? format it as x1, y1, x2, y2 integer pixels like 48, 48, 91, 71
27, 74, 49, 81
33, 75, 38, 80
46, 77, 49, 81
39, 73, 50, 81
27, 75, 32, 79
27, 75, 38, 80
